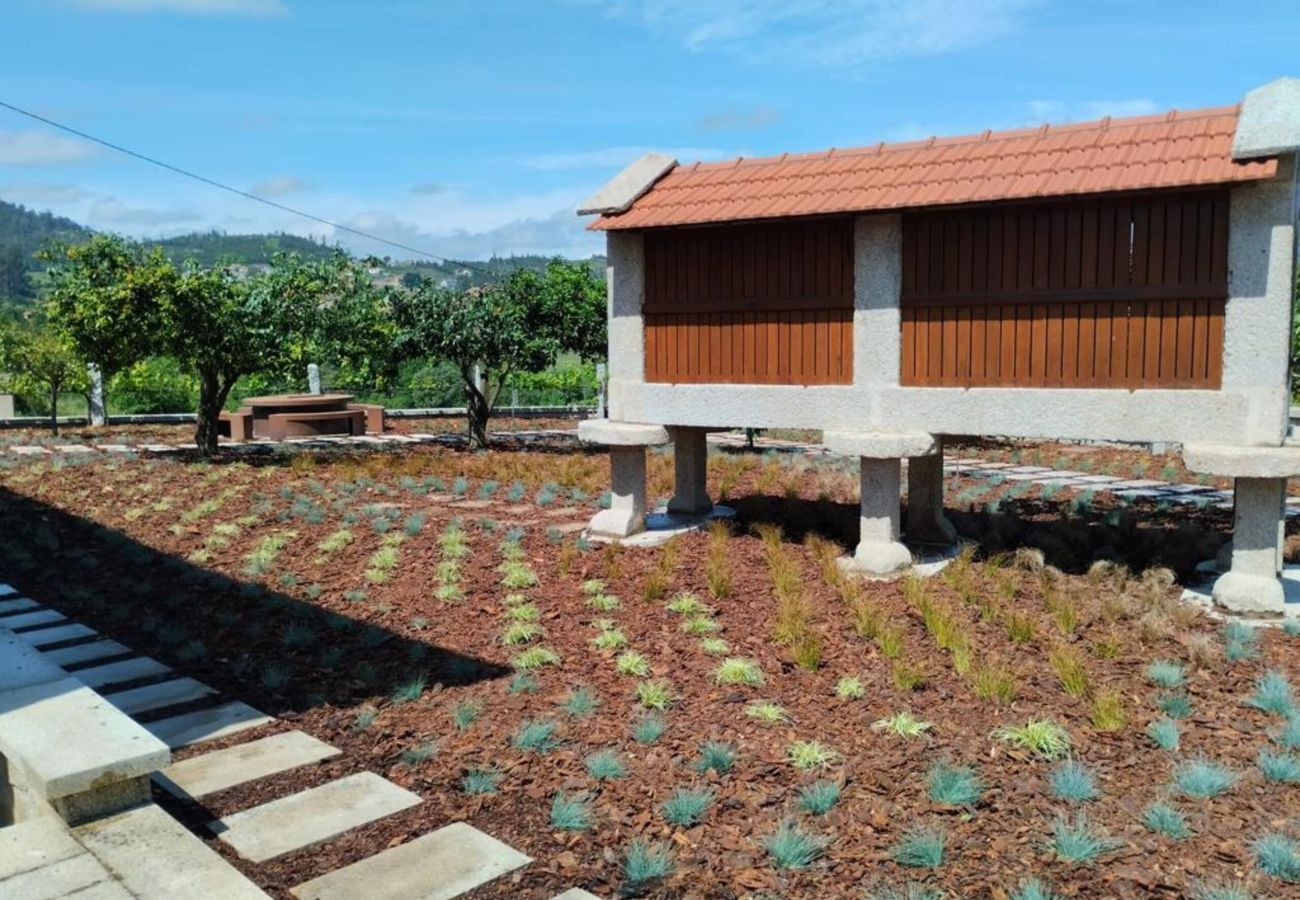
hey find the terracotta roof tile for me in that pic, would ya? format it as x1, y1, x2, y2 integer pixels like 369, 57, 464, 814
592, 105, 1277, 230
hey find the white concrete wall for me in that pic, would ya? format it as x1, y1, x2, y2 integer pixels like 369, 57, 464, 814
604, 168, 1298, 448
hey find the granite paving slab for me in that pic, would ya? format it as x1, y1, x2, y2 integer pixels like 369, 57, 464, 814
42, 639, 133, 668
4, 608, 67, 630
155, 730, 340, 800
75, 656, 172, 690
0, 597, 39, 616
145, 701, 275, 749
16, 623, 98, 647
105, 676, 213, 716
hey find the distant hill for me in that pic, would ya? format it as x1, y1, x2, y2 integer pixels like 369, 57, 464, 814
0, 198, 603, 308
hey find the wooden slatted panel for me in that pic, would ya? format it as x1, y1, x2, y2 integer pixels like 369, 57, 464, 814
900, 190, 1228, 389
643, 218, 853, 385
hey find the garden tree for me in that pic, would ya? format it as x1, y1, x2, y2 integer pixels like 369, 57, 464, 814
392, 260, 605, 448
0, 322, 88, 435
40, 234, 175, 417
163, 252, 383, 456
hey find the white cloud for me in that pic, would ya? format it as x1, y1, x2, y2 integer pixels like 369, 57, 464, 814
89, 199, 202, 227
587, 0, 1038, 69
65, 0, 287, 15
0, 129, 97, 165
521, 145, 728, 170
248, 175, 310, 197
0, 183, 94, 205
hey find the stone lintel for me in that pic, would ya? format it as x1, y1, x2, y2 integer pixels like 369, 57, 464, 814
823, 430, 937, 459
1183, 443, 1300, 478
577, 153, 677, 215
577, 419, 670, 447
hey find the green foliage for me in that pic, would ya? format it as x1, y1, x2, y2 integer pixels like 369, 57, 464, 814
512, 646, 561, 670
1010, 879, 1061, 900
1189, 881, 1254, 900
389, 674, 425, 704
890, 824, 947, 869
399, 739, 436, 766
615, 650, 651, 677
549, 792, 593, 831
584, 750, 627, 780
461, 768, 501, 794
1143, 802, 1191, 839
744, 701, 789, 724
992, 720, 1072, 759
695, 741, 737, 774
787, 740, 838, 770
0, 321, 88, 431
512, 719, 559, 753
714, 657, 764, 686
1048, 813, 1120, 864
1173, 757, 1238, 799
872, 712, 933, 739
636, 679, 675, 710
1253, 833, 1300, 883
562, 686, 599, 718
1224, 621, 1260, 662
798, 779, 842, 815
762, 819, 828, 870
1249, 671, 1295, 717
1049, 759, 1099, 803
927, 759, 984, 807
1145, 659, 1186, 689
622, 839, 674, 885
507, 672, 538, 694
660, 787, 714, 825
452, 700, 481, 730
632, 712, 666, 743
698, 637, 730, 655
834, 676, 865, 699
1146, 717, 1181, 751
501, 621, 543, 645
1157, 691, 1194, 719
1277, 715, 1300, 749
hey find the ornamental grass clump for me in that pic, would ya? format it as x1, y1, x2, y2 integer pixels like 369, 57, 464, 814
714, 657, 764, 686
615, 650, 651, 677
1048, 813, 1121, 864
660, 787, 714, 826
699, 636, 731, 655
1173, 757, 1239, 799
1147, 717, 1181, 751
762, 819, 828, 870
1277, 715, 1300, 749
590, 626, 627, 651
695, 741, 737, 774
1009, 879, 1061, 900
890, 824, 947, 869
1157, 691, 1194, 719
1224, 621, 1261, 662
835, 676, 865, 699
584, 750, 627, 780
1145, 659, 1187, 689
549, 792, 593, 831
501, 621, 543, 645
927, 759, 984, 807
1257, 747, 1300, 783
745, 701, 789, 724
788, 740, 838, 770
798, 780, 842, 815
872, 712, 933, 739
636, 679, 675, 710
1142, 801, 1191, 839
461, 768, 502, 794
512, 719, 559, 753
622, 839, 674, 886
993, 720, 1072, 759
1249, 671, 1295, 717
451, 700, 481, 730
1090, 689, 1126, 732
389, 674, 426, 704
1048, 645, 1090, 698
562, 686, 599, 718
512, 646, 561, 670
1253, 833, 1300, 883
631, 712, 666, 743
1189, 880, 1255, 900
1049, 759, 1099, 804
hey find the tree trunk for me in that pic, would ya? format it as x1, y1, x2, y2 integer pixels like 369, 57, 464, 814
194, 371, 235, 457
49, 384, 59, 436
466, 386, 490, 450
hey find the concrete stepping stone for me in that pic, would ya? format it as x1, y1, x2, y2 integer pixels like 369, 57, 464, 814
11, 445, 50, 455
146, 700, 275, 749
76, 655, 172, 689
0, 596, 39, 616
4, 607, 67, 630
289, 821, 529, 900
552, 891, 602, 900
0, 583, 17, 596
76, 803, 270, 899
155, 730, 340, 800
16, 622, 98, 647
212, 772, 421, 863
106, 676, 214, 715
43, 638, 132, 668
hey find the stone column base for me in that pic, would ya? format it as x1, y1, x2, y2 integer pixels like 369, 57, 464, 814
838, 541, 913, 577
666, 426, 713, 516
905, 452, 957, 546
578, 419, 670, 540
1212, 570, 1286, 615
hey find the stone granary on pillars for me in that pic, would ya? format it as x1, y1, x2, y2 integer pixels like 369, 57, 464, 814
576, 77, 1300, 615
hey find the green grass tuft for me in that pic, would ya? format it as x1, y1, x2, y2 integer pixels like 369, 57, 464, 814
562, 686, 599, 718
451, 700, 481, 730
1009, 879, 1061, 900
1145, 659, 1186, 689
714, 657, 764, 686
512, 719, 560, 753
1049, 759, 1099, 804
1048, 813, 1121, 864
1142, 802, 1190, 839
512, 646, 561, 670
1157, 691, 1194, 719
992, 720, 1072, 759
788, 740, 838, 770
460, 768, 501, 794
762, 819, 828, 870
698, 636, 731, 655
1257, 747, 1300, 783
927, 759, 984, 807
745, 700, 789, 724
507, 672, 538, 694
871, 712, 933, 739
660, 786, 714, 825
834, 675, 865, 699
695, 740, 737, 774
890, 824, 947, 869
636, 679, 675, 710
615, 650, 651, 677
798, 779, 842, 815
389, 674, 426, 704
1277, 715, 1300, 749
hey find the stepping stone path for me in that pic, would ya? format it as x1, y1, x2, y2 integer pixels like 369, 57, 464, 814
155, 730, 340, 800
3, 591, 589, 899
289, 822, 530, 900
210, 772, 422, 862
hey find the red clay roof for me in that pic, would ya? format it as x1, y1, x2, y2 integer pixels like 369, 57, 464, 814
591, 105, 1278, 230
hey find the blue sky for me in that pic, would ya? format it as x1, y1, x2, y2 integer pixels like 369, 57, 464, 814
1, 0, 1297, 261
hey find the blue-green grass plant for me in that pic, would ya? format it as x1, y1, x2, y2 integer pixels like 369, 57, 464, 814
927, 759, 984, 807
762, 818, 828, 870
1010, 879, 1062, 900
584, 750, 627, 780
513, 719, 559, 753
549, 792, 593, 831
1146, 717, 1181, 751
1249, 671, 1295, 717
660, 786, 714, 825
695, 740, 737, 774
1173, 756, 1239, 799
1253, 833, 1300, 883
798, 780, 842, 815
1049, 759, 1099, 804
1257, 747, 1300, 783
623, 839, 674, 886
1142, 802, 1191, 839
1145, 659, 1186, 689
1048, 813, 1121, 864
632, 712, 666, 743
890, 824, 947, 869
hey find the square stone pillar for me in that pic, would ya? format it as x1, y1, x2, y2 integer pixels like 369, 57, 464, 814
852, 457, 912, 575
905, 451, 956, 546
666, 427, 712, 516
578, 419, 670, 541
1214, 476, 1287, 613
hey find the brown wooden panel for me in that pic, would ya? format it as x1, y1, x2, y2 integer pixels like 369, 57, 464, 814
900, 189, 1228, 390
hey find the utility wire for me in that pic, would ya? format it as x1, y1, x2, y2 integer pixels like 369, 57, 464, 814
0, 98, 498, 277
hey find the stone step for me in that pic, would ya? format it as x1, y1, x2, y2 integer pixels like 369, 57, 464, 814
42, 638, 132, 668
212, 772, 421, 863
75, 803, 270, 899
155, 730, 341, 800
145, 700, 274, 749
75, 655, 172, 690
16, 623, 98, 648
0, 597, 39, 616
106, 676, 215, 716
290, 821, 531, 900
0, 816, 131, 899
4, 607, 67, 630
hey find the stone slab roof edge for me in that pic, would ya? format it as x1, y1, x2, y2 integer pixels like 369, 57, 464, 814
577, 152, 677, 216
1233, 76, 1300, 159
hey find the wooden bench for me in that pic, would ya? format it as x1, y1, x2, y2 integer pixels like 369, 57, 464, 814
265, 409, 366, 440
0, 626, 169, 825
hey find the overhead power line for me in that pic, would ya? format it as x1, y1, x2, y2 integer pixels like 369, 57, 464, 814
0, 98, 497, 276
